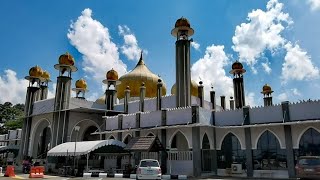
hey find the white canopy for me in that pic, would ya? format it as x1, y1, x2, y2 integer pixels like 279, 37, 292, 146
47, 140, 126, 157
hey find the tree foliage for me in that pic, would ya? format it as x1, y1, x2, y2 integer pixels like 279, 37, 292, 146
0, 102, 24, 134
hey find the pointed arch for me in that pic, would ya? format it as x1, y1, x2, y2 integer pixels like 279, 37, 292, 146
202, 133, 210, 149
297, 127, 320, 156
70, 119, 101, 141
218, 131, 243, 150
146, 132, 155, 137
297, 126, 320, 149
254, 129, 283, 149
169, 130, 190, 150
108, 135, 116, 140
123, 134, 132, 144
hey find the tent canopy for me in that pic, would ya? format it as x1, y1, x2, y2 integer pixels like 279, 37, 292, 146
47, 140, 126, 157
0, 145, 19, 154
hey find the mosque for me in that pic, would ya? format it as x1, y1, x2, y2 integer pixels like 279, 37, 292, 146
17, 17, 320, 178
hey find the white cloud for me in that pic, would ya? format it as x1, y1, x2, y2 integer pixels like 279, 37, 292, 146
118, 25, 144, 61
245, 92, 257, 107
277, 92, 288, 101
308, 0, 320, 11
291, 88, 301, 96
191, 45, 233, 102
67, 8, 127, 85
261, 62, 272, 74
0, 69, 29, 104
47, 83, 56, 99
232, 0, 292, 68
191, 41, 200, 51
281, 42, 319, 83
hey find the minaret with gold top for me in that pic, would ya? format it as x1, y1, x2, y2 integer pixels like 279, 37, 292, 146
52, 52, 77, 147
103, 69, 120, 110
38, 70, 51, 100
230, 61, 246, 109
72, 78, 88, 99
171, 17, 194, 107
20, 65, 43, 158
261, 84, 274, 106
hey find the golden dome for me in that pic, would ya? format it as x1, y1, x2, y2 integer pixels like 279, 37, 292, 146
261, 84, 274, 94
117, 53, 167, 99
171, 17, 194, 37
232, 61, 243, 70
175, 17, 191, 28
95, 95, 106, 105
75, 78, 87, 89
59, 52, 75, 66
41, 71, 50, 80
171, 80, 199, 97
106, 69, 119, 80
29, 65, 43, 78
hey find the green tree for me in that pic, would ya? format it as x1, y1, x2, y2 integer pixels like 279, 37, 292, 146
0, 102, 24, 134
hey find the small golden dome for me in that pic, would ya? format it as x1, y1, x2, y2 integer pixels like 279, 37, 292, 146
29, 65, 43, 78
59, 52, 75, 66
41, 71, 50, 80
171, 80, 199, 97
75, 78, 87, 89
95, 95, 106, 105
232, 61, 243, 70
261, 84, 274, 94
175, 17, 191, 28
117, 53, 167, 99
106, 69, 119, 80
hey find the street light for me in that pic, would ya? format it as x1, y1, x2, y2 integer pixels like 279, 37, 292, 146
73, 126, 80, 176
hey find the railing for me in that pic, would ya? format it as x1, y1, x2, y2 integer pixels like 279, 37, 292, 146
168, 151, 192, 161
141, 152, 159, 160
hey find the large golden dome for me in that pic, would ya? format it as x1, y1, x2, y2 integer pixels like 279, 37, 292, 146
116, 54, 166, 99
29, 65, 43, 78
95, 95, 106, 104
59, 52, 75, 66
171, 80, 199, 97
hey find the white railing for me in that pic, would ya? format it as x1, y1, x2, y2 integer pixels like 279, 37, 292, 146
141, 152, 159, 160
168, 151, 193, 161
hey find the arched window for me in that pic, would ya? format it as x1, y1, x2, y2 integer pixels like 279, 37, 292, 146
123, 135, 132, 144
253, 131, 287, 170
202, 133, 210, 149
298, 128, 320, 156
170, 131, 189, 151
109, 135, 115, 140
217, 133, 245, 169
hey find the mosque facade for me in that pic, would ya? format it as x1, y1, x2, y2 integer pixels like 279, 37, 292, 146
19, 18, 320, 178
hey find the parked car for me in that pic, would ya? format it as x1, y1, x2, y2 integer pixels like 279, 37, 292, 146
136, 159, 161, 180
295, 156, 320, 179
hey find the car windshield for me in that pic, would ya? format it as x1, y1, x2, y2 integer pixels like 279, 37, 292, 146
140, 160, 159, 167
299, 158, 320, 166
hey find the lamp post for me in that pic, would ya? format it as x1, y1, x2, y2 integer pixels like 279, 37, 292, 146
73, 126, 80, 176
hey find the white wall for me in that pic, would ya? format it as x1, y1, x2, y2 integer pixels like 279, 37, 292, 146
140, 111, 162, 128
167, 107, 192, 125
122, 114, 136, 129
250, 105, 283, 124
105, 116, 119, 131
215, 109, 243, 126
167, 160, 193, 176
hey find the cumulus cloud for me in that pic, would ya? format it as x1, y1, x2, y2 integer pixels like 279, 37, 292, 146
232, 0, 292, 68
47, 83, 56, 99
0, 70, 29, 104
245, 92, 257, 107
308, 0, 320, 11
291, 88, 301, 96
191, 41, 200, 51
67, 8, 127, 85
281, 42, 319, 83
191, 45, 233, 101
262, 61, 272, 74
277, 92, 288, 101
118, 25, 144, 60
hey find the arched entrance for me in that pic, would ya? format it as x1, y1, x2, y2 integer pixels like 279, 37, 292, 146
201, 133, 213, 172
37, 127, 52, 158
82, 126, 99, 141
217, 133, 245, 169
253, 130, 287, 170
31, 119, 51, 159
298, 128, 320, 156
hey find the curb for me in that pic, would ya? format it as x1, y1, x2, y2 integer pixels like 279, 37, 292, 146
83, 173, 187, 179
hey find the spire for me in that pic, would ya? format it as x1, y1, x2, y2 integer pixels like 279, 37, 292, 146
137, 50, 145, 66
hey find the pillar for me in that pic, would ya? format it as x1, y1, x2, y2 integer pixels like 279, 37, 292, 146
230, 96, 235, 110
139, 83, 146, 112
243, 106, 253, 177
124, 86, 130, 113
210, 87, 216, 110
220, 96, 225, 110
198, 81, 204, 107
157, 79, 163, 110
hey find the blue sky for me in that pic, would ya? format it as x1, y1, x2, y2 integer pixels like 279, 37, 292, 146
1, 0, 320, 107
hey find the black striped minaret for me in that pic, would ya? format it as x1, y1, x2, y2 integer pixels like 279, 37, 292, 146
229, 61, 246, 109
